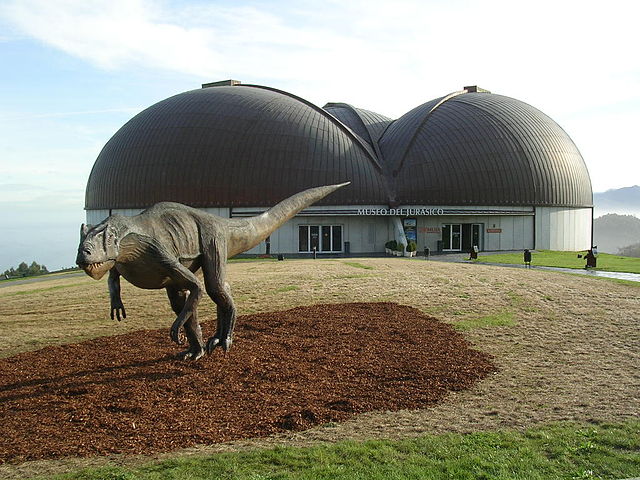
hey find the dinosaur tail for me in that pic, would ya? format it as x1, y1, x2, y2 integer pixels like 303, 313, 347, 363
226, 182, 350, 257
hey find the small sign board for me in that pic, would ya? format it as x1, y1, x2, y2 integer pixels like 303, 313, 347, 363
486, 228, 502, 233
403, 218, 417, 242
419, 227, 442, 234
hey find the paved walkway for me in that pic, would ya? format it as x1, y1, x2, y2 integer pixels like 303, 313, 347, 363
425, 252, 640, 283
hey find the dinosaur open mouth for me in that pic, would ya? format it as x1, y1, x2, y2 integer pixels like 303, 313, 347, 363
80, 260, 114, 279
87, 262, 104, 271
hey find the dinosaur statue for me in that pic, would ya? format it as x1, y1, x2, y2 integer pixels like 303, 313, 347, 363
76, 182, 349, 361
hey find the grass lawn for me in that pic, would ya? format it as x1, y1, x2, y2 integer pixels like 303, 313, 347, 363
477, 250, 640, 274
47, 421, 640, 480
1, 258, 638, 479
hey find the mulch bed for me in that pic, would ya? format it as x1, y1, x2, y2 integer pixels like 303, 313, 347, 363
0, 302, 496, 463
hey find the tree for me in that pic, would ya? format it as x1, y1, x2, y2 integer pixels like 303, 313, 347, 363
3, 261, 49, 278
28, 261, 48, 276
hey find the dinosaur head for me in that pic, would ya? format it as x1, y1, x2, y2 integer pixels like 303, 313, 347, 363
76, 221, 119, 280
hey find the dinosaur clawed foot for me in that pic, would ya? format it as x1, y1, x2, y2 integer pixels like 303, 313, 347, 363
170, 325, 187, 345
177, 347, 206, 361
206, 335, 233, 354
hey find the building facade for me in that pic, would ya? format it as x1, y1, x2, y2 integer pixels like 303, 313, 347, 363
85, 82, 593, 255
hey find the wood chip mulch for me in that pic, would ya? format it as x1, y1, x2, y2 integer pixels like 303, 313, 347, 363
0, 302, 496, 463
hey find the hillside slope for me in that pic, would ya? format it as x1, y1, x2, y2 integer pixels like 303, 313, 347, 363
593, 185, 640, 218
593, 213, 640, 253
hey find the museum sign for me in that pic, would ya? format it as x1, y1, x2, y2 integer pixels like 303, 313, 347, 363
357, 208, 445, 216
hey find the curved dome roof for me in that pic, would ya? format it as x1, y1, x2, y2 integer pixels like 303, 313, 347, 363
379, 90, 592, 207
323, 103, 393, 150
86, 84, 592, 210
85, 85, 387, 209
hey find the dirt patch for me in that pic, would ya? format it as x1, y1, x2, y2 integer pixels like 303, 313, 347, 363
0, 302, 495, 463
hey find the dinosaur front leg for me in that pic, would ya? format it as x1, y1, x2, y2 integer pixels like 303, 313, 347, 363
108, 268, 126, 321
166, 287, 205, 361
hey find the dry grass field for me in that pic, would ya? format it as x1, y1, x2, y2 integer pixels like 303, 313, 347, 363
0, 257, 638, 477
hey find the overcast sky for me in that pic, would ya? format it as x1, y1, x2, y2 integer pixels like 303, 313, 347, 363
1, 0, 639, 271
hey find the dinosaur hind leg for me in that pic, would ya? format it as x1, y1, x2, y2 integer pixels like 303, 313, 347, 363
208, 281, 236, 353
166, 287, 205, 361
201, 237, 236, 353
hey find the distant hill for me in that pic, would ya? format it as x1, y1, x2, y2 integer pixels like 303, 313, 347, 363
593, 185, 640, 218
618, 242, 640, 258
593, 213, 640, 254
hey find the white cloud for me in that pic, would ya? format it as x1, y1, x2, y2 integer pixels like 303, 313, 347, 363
1, 107, 143, 120
1, 0, 639, 190
3, 0, 639, 114
1, 0, 221, 74
0, 0, 639, 269
565, 108, 640, 192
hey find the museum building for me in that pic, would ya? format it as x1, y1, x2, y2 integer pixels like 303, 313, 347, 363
84, 81, 593, 256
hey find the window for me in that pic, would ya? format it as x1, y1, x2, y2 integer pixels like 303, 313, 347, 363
332, 225, 342, 251
299, 227, 309, 252
299, 225, 343, 253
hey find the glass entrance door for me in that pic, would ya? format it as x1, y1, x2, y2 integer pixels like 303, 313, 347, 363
442, 224, 462, 251
310, 226, 320, 252
299, 225, 343, 253
451, 224, 461, 250
472, 224, 481, 250
462, 223, 483, 252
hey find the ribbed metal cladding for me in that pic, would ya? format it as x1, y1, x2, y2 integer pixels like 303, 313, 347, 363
379, 92, 593, 207
86, 85, 592, 211
85, 86, 388, 209
323, 103, 393, 149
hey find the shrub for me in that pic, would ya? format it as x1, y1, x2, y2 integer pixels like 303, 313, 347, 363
386, 240, 398, 250
406, 241, 417, 252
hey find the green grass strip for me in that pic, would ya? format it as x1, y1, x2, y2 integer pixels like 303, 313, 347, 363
478, 250, 640, 274
228, 257, 278, 263
274, 285, 300, 293
342, 261, 374, 270
45, 420, 640, 480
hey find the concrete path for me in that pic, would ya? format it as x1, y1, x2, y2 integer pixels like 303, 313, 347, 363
425, 251, 640, 283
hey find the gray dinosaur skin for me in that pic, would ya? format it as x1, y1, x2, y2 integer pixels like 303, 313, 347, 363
76, 182, 349, 361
